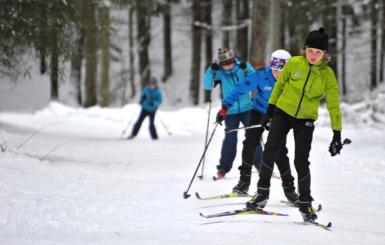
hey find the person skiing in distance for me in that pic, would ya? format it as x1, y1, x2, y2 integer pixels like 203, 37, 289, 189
246, 28, 343, 222
128, 77, 162, 140
216, 50, 298, 207
203, 48, 255, 180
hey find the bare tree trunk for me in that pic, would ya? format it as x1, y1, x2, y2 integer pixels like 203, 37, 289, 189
323, 0, 337, 72
39, 6, 47, 75
40, 51, 47, 74
249, 0, 268, 68
370, 0, 378, 90
236, 0, 249, 60
202, 0, 213, 69
50, 28, 59, 100
381, 0, 385, 83
99, 5, 110, 107
162, 0, 172, 82
190, 0, 202, 105
128, 3, 136, 99
136, 0, 151, 89
222, 0, 232, 48
83, 0, 97, 107
202, 0, 212, 103
270, 0, 282, 52
336, 0, 344, 95
70, 27, 84, 105
341, 17, 347, 96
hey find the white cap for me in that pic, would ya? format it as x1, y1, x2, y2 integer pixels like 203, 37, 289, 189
270, 50, 291, 70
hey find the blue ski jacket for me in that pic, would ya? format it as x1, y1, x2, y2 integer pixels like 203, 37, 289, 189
222, 66, 276, 114
203, 59, 254, 115
140, 86, 162, 113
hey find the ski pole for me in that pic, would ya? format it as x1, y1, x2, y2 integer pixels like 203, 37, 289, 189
183, 123, 219, 199
157, 113, 172, 136
121, 109, 137, 138
197, 99, 212, 179
225, 124, 262, 133
198, 70, 219, 179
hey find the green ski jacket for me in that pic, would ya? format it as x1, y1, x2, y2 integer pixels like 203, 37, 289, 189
269, 56, 342, 131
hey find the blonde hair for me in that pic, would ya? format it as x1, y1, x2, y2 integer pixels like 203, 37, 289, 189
300, 49, 331, 63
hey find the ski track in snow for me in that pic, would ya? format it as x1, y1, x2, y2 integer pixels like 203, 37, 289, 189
0, 102, 385, 245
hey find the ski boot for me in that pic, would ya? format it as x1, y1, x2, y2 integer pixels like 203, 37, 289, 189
299, 201, 318, 222
213, 170, 225, 181
284, 191, 299, 207
246, 190, 269, 210
232, 168, 251, 194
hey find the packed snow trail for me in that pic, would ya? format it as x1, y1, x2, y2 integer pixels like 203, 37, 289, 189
0, 103, 385, 245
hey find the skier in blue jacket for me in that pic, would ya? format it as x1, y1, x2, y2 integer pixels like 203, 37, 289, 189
128, 77, 162, 140
204, 48, 255, 179
216, 50, 298, 206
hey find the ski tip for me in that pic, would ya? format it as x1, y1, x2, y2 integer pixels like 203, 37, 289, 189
199, 212, 206, 218
327, 222, 332, 228
318, 204, 322, 212
212, 176, 217, 181
195, 192, 202, 199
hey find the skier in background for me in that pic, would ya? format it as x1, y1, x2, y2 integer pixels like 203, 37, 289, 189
246, 28, 343, 222
216, 50, 298, 207
128, 77, 162, 140
203, 48, 255, 180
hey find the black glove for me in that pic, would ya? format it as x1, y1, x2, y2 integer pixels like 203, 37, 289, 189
260, 104, 276, 130
211, 63, 220, 71
239, 61, 247, 70
329, 130, 342, 156
216, 105, 228, 125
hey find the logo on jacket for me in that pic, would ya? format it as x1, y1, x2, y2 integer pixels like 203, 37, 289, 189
294, 72, 301, 78
263, 86, 272, 91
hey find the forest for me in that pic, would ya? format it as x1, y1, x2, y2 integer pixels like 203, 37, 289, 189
1, 0, 384, 108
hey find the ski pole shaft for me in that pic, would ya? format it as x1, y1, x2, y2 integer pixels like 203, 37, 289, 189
183, 123, 219, 199
121, 109, 137, 137
157, 113, 172, 135
225, 124, 262, 133
198, 99, 212, 179
198, 71, 218, 179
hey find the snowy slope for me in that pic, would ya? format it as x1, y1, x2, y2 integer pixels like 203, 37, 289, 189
1, 102, 385, 245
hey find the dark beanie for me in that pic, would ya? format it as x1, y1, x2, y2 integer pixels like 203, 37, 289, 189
304, 27, 329, 52
149, 76, 158, 84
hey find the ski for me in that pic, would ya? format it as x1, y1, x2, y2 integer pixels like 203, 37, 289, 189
280, 200, 323, 212
199, 208, 288, 218
295, 220, 332, 230
195, 192, 252, 200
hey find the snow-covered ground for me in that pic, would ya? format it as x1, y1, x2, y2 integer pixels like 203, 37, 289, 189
1, 102, 385, 245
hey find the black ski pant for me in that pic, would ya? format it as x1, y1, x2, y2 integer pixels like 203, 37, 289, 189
131, 108, 158, 139
242, 110, 295, 192
257, 108, 314, 202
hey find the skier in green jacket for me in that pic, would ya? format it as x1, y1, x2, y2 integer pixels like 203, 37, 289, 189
246, 28, 343, 222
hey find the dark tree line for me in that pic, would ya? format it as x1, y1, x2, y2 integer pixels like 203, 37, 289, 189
1, 0, 384, 107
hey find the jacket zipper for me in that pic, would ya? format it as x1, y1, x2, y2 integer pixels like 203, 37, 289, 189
295, 64, 313, 117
